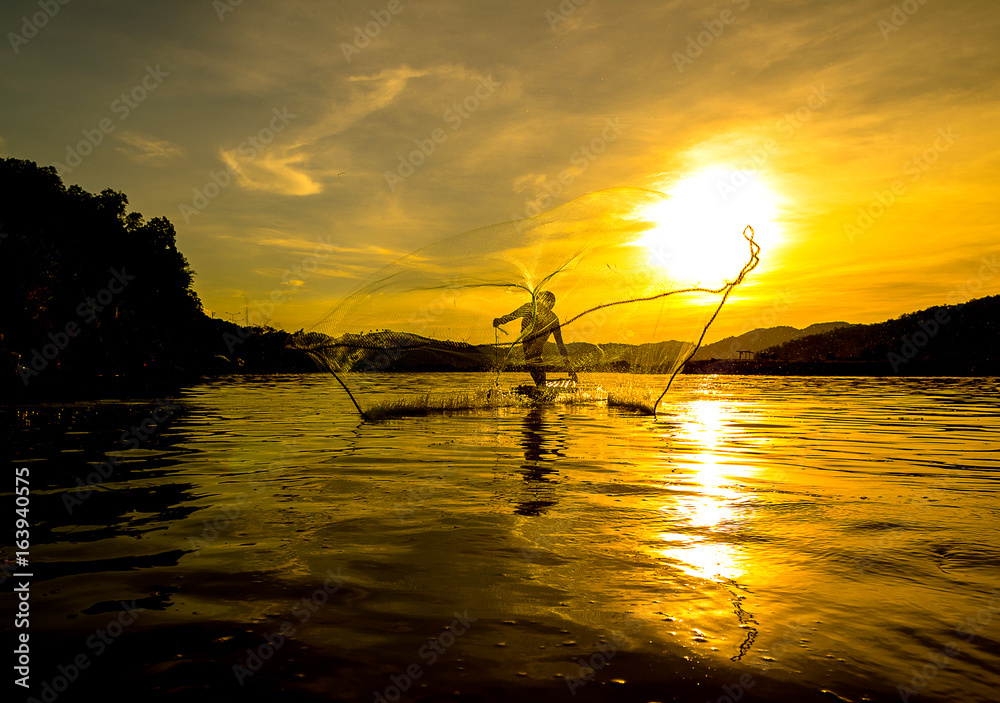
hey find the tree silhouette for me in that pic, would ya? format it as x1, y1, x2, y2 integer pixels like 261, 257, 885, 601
1, 158, 208, 395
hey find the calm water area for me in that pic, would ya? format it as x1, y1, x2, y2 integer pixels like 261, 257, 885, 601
3, 373, 999, 702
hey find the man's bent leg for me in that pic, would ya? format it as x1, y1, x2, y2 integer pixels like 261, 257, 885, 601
527, 358, 546, 386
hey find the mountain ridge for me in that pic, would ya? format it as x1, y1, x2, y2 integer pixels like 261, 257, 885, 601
691, 322, 853, 360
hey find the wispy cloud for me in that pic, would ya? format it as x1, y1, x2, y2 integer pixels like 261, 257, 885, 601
216, 64, 478, 197
115, 132, 186, 164
221, 150, 321, 196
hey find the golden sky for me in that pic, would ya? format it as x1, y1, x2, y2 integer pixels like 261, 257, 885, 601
2, 0, 998, 340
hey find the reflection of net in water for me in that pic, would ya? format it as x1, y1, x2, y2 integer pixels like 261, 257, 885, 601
296, 186, 759, 419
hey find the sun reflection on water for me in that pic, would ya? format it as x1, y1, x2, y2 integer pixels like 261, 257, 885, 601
658, 397, 748, 582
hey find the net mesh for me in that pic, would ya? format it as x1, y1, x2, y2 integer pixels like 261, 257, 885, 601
295, 186, 759, 418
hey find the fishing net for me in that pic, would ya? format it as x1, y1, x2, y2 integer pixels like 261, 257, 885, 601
296, 186, 758, 418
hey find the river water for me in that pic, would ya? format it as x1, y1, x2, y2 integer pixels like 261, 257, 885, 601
4, 373, 1000, 702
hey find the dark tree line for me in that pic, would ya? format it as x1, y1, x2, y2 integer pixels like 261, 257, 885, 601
0, 158, 313, 399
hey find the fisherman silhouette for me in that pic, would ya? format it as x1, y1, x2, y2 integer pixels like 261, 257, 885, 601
494, 291, 578, 387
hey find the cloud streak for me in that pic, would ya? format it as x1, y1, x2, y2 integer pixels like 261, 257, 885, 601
115, 132, 186, 164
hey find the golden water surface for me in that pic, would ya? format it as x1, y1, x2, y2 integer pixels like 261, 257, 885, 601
6, 374, 1000, 702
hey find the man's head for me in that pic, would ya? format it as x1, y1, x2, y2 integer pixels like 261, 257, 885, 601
539, 291, 556, 309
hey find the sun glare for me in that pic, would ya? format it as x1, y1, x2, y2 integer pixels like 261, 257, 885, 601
656, 398, 747, 581
639, 169, 780, 285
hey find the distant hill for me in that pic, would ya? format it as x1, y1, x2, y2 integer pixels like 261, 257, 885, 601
691, 322, 852, 360
761, 295, 999, 374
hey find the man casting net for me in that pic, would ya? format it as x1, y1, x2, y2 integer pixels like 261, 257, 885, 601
294, 186, 759, 419
494, 290, 578, 388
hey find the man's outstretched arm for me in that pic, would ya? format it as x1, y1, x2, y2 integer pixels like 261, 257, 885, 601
493, 303, 529, 327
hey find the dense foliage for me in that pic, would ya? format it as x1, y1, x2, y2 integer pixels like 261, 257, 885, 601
0, 158, 310, 398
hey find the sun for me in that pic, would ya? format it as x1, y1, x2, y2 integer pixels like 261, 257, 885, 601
638, 169, 781, 285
